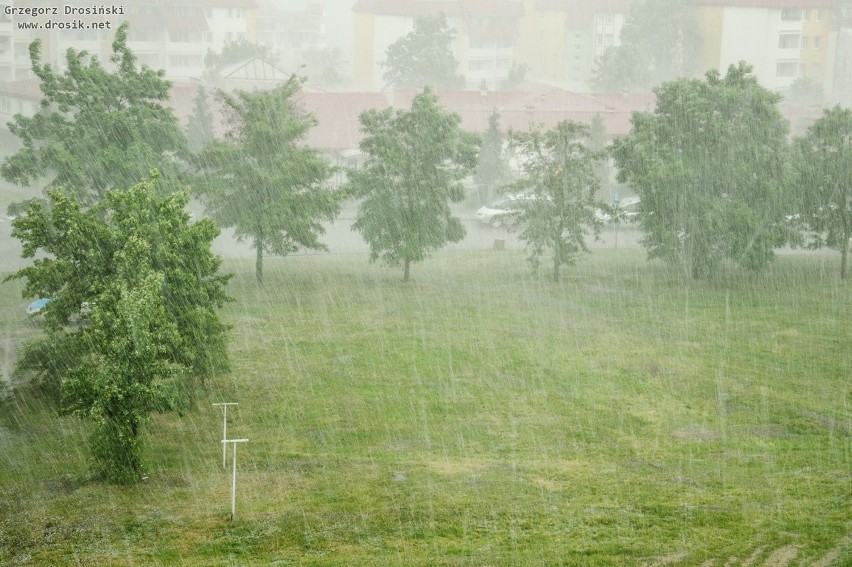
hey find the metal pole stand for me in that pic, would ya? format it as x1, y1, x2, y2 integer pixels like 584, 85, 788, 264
222, 438, 249, 520
212, 403, 238, 469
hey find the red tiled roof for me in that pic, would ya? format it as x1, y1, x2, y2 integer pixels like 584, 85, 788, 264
296, 92, 392, 150
168, 79, 659, 150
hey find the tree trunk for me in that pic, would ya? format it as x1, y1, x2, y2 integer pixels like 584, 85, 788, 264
841, 230, 849, 280
255, 243, 263, 284
403, 258, 410, 282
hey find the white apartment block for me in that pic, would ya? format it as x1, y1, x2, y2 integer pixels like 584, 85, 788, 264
0, 0, 256, 82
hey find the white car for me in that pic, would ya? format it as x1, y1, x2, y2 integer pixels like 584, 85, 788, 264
597, 196, 641, 223
475, 194, 538, 226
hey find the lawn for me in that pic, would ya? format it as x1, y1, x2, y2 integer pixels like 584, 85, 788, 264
1, 249, 850, 565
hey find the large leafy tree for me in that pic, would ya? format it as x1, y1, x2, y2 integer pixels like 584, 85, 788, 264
5, 177, 231, 483
507, 121, 605, 281
1, 23, 187, 207
194, 75, 339, 284
612, 63, 793, 278
348, 87, 479, 281
382, 14, 465, 90
473, 110, 512, 205
793, 106, 852, 278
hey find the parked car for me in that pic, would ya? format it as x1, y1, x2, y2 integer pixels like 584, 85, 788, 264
475, 193, 539, 226
597, 196, 641, 224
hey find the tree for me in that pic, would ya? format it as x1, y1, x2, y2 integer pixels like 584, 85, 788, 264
300, 46, 348, 89
1, 23, 187, 207
592, 0, 700, 91
507, 121, 605, 281
205, 38, 275, 76
587, 113, 612, 198
186, 85, 215, 154
194, 75, 339, 284
793, 106, 852, 278
5, 176, 231, 483
348, 87, 479, 281
382, 14, 465, 90
500, 62, 529, 90
591, 43, 653, 92
473, 110, 512, 205
612, 63, 794, 278
787, 76, 825, 107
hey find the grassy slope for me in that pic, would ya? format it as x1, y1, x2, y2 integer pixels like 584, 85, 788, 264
0, 250, 850, 566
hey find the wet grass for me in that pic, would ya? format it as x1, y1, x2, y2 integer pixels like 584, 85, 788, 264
1, 249, 850, 565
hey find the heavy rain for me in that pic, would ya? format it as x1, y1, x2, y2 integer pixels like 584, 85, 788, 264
0, 1, 850, 565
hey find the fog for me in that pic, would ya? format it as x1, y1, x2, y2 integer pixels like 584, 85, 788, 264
0, 1, 850, 565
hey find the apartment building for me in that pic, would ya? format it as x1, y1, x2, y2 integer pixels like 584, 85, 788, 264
834, 0, 852, 104
515, 0, 632, 90
255, 1, 326, 69
696, 1, 837, 94
0, 0, 256, 82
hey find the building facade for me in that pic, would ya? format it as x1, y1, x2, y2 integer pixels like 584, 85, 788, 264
0, 0, 257, 81
696, 1, 838, 95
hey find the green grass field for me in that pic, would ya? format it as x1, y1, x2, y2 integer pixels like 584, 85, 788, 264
1, 249, 850, 565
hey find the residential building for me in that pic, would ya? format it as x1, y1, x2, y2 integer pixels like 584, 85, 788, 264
515, 0, 632, 90
256, 1, 327, 71
0, 0, 257, 81
695, 0, 837, 95
834, 0, 852, 105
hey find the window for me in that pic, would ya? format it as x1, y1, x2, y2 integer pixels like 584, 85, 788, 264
779, 33, 800, 49
813, 36, 821, 49
781, 8, 802, 21
169, 54, 202, 67
815, 9, 822, 21
801, 36, 808, 49
469, 59, 493, 72
172, 31, 202, 43
776, 61, 798, 77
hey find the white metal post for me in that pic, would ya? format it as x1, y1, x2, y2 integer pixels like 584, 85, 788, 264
222, 438, 249, 520
212, 403, 238, 469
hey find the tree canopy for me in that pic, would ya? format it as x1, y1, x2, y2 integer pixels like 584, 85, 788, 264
612, 63, 793, 278
1, 23, 187, 207
300, 46, 348, 89
194, 75, 340, 283
6, 176, 231, 483
507, 121, 605, 281
473, 110, 512, 205
593, 0, 700, 92
348, 87, 479, 281
793, 105, 852, 278
186, 85, 216, 154
382, 14, 465, 90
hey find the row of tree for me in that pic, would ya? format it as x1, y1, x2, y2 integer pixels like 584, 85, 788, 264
2, 25, 850, 482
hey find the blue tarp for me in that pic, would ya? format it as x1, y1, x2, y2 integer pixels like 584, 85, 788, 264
26, 298, 50, 315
